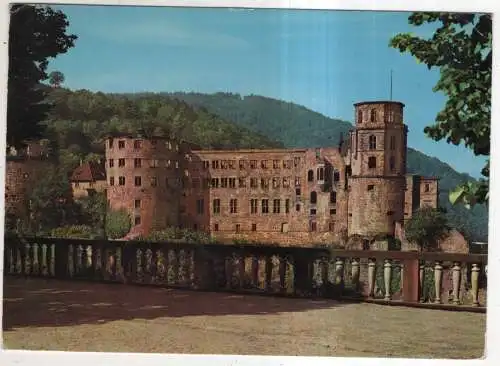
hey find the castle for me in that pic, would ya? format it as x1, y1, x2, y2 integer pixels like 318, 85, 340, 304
104, 100, 442, 248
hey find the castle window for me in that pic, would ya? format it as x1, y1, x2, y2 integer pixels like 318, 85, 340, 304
424, 183, 430, 192
273, 199, 281, 214
310, 209, 317, 215
330, 191, 337, 203
133, 140, 142, 149
285, 199, 290, 213
118, 158, 125, 167
293, 157, 301, 167
252, 223, 257, 231
250, 160, 257, 169
369, 135, 376, 150
230, 199, 238, 214
363, 240, 370, 250
333, 171, 340, 182
250, 199, 258, 214
239, 178, 246, 188
330, 208, 336, 215
357, 110, 363, 123
310, 191, 317, 204
282, 177, 290, 188
261, 199, 269, 214
229, 178, 236, 188
261, 178, 269, 189
250, 178, 258, 188
196, 199, 204, 215
213, 199, 220, 214
272, 177, 280, 188
211, 178, 219, 188
295, 177, 301, 186
390, 135, 396, 150
235, 224, 241, 233
370, 109, 376, 122
308, 170, 314, 182
239, 160, 245, 169
203, 161, 209, 169
109, 139, 114, 148
214, 223, 219, 232
273, 160, 280, 169
296, 188, 301, 196
109, 177, 115, 186
389, 156, 396, 171
151, 177, 157, 187
134, 199, 141, 209
212, 160, 219, 169
134, 176, 142, 186
221, 178, 228, 188
109, 159, 114, 168
310, 222, 317, 232
74, 182, 80, 188
387, 211, 394, 216
367, 184, 375, 191
261, 160, 269, 169
134, 158, 142, 168
118, 140, 125, 149
317, 167, 324, 181
134, 216, 141, 225
118, 176, 125, 186
368, 156, 377, 169
296, 203, 300, 212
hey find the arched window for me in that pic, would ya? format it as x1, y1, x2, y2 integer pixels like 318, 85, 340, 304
389, 156, 395, 171
307, 170, 314, 182
368, 156, 376, 169
369, 135, 376, 150
370, 109, 376, 122
310, 191, 317, 204
357, 110, 363, 123
317, 167, 324, 181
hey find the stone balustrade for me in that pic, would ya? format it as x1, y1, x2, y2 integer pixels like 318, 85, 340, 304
3, 236, 487, 311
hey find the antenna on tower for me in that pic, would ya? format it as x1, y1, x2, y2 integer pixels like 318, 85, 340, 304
390, 69, 393, 101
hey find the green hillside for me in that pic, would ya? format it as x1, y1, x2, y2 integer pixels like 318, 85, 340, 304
161, 92, 489, 242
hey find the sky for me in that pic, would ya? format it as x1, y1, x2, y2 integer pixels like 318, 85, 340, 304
49, 5, 489, 178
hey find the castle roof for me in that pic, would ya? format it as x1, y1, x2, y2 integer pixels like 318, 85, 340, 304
70, 161, 106, 182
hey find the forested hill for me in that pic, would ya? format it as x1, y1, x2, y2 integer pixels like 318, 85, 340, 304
154, 91, 487, 242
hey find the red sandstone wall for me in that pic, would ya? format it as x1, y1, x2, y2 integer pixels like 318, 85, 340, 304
419, 178, 439, 209
105, 136, 183, 236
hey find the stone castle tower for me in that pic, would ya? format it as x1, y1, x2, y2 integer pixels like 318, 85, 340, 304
347, 101, 408, 237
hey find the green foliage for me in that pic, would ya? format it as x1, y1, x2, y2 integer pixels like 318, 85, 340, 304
28, 166, 79, 235
138, 227, 214, 244
375, 263, 402, 296
48, 71, 65, 87
404, 207, 450, 251
105, 209, 131, 239
50, 225, 94, 239
390, 13, 491, 207
78, 192, 107, 238
8, 5, 77, 148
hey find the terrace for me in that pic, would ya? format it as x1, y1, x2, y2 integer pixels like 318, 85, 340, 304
2, 237, 488, 358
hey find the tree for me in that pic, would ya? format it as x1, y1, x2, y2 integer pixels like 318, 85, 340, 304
8, 4, 77, 149
105, 209, 132, 239
79, 191, 107, 238
390, 13, 492, 208
49, 71, 65, 88
404, 207, 450, 252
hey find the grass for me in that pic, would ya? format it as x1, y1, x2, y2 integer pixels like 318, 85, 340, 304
2, 277, 486, 358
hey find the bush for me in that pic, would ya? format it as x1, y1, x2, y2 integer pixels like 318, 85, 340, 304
51, 225, 94, 239
105, 209, 131, 239
138, 227, 215, 244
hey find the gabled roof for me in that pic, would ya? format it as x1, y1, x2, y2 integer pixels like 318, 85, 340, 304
70, 161, 106, 182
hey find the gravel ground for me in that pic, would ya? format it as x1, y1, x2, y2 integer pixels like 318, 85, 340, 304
2, 277, 486, 358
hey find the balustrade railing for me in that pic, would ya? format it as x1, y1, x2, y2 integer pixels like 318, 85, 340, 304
3, 236, 487, 311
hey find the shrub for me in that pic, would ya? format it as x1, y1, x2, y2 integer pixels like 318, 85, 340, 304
51, 225, 94, 239
105, 209, 131, 239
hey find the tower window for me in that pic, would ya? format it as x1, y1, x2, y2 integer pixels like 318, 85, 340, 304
390, 135, 396, 150
330, 191, 337, 203
134, 216, 141, 225
367, 184, 375, 191
134, 176, 142, 186
368, 156, 377, 169
424, 183, 430, 192
389, 156, 396, 171
308, 170, 314, 182
310, 191, 317, 204
310, 222, 317, 232
296, 204, 300, 212
317, 167, 324, 181
357, 110, 363, 123
262, 199, 269, 214
134, 199, 141, 209
252, 223, 257, 231
370, 109, 376, 122
369, 135, 377, 150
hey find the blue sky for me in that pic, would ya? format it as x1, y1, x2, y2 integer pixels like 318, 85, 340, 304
50, 5, 488, 178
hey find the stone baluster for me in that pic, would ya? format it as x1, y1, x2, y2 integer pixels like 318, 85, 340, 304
384, 259, 392, 301
76, 245, 83, 274
16, 247, 22, 274
367, 258, 376, 298
399, 263, 404, 294
434, 261, 443, 304
471, 263, 480, 307
32, 243, 39, 274
86, 246, 92, 268
50, 244, 56, 276
351, 258, 360, 291
335, 258, 344, 285
419, 262, 425, 302
9, 247, 14, 274
24, 242, 31, 274
285, 256, 295, 294
41, 244, 48, 276
115, 247, 123, 281
189, 250, 196, 287
452, 262, 461, 305
68, 245, 74, 277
